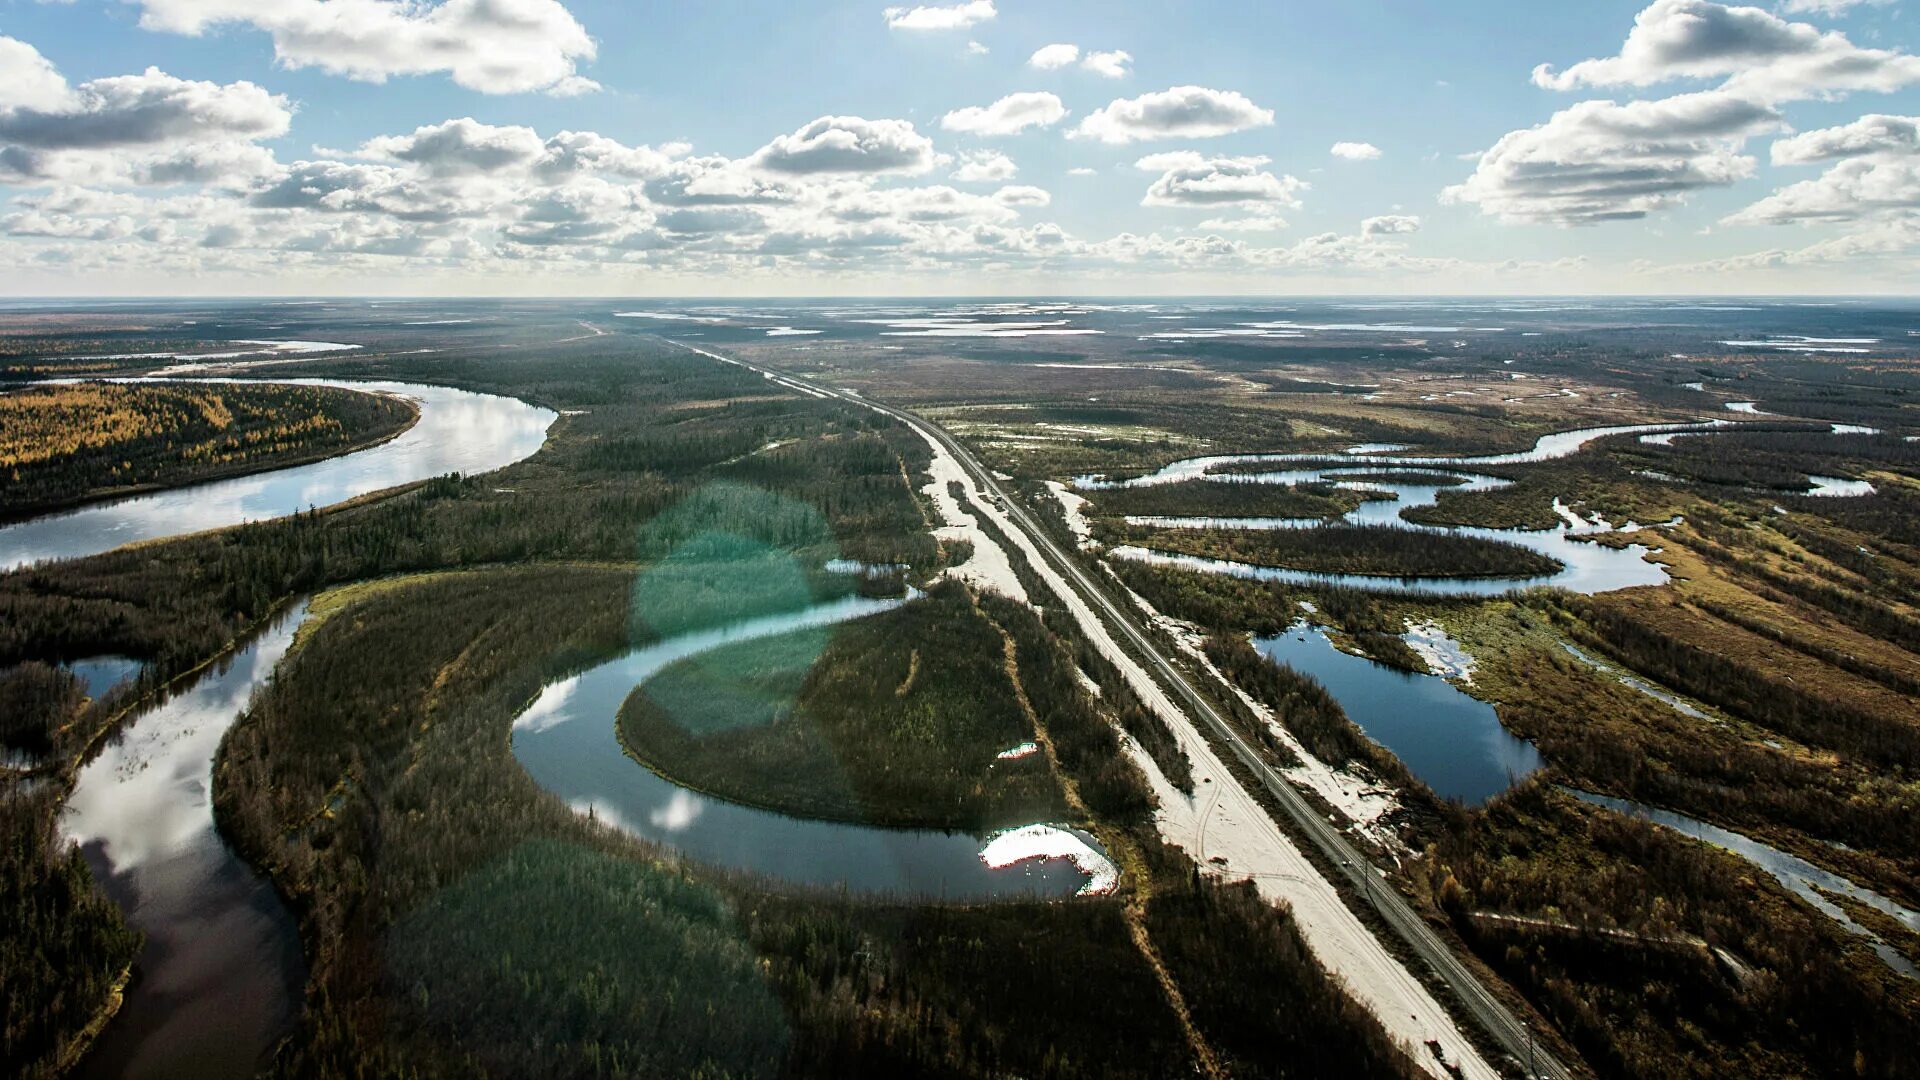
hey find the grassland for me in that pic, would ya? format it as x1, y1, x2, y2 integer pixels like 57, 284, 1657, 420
0, 382, 417, 519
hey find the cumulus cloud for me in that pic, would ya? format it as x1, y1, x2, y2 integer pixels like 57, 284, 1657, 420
882, 1, 995, 31
1030, 43, 1080, 70
1137, 152, 1307, 208
1081, 50, 1133, 78
1026, 43, 1131, 77
359, 118, 546, 177
0, 37, 290, 186
1442, 91, 1783, 224
130, 0, 599, 96
1770, 114, 1920, 164
993, 184, 1050, 207
950, 149, 1018, 182
1725, 156, 1920, 223
940, 92, 1068, 136
749, 116, 937, 175
1072, 86, 1273, 143
0, 36, 76, 113
1331, 141, 1382, 160
1361, 214, 1421, 236
1730, 117, 1920, 225
1529, 0, 1920, 103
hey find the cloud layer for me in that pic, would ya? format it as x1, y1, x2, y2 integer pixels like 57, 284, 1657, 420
132, 0, 599, 96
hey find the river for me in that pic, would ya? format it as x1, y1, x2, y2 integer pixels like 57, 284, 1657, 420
0, 380, 556, 571
511, 594, 1116, 899
62, 605, 311, 1079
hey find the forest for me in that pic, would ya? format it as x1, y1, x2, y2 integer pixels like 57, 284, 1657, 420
618, 581, 1069, 830
1114, 522, 1566, 580
0, 382, 416, 518
203, 560, 1421, 1077
1079, 477, 1370, 521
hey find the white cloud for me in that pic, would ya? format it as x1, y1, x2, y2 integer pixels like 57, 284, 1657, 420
882, 1, 995, 31
940, 92, 1068, 136
1067, 167, 1098, 176
358, 118, 546, 177
1730, 118, 1920, 224
130, 0, 599, 96
0, 37, 290, 186
1137, 152, 1307, 208
1725, 156, 1920, 223
1331, 141, 1382, 161
993, 185, 1051, 207
1072, 86, 1273, 143
1361, 214, 1421, 236
1030, 43, 1080, 70
0, 36, 77, 113
749, 116, 937, 176
1770, 114, 1920, 164
1082, 50, 1133, 79
950, 149, 1018, 182
967, 41, 989, 56
1195, 211, 1290, 231
1530, 0, 1920, 104
1442, 91, 1783, 224
1028, 43, 1132, 77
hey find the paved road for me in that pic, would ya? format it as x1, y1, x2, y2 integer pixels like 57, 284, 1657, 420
677, 341, 1575, 1080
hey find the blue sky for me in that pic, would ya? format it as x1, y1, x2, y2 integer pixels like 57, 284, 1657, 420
1, 0, 1917, 295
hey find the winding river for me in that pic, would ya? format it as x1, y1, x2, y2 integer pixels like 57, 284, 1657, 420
511, 594, 1116, 899
1080, 417, 1880, 597
0, 380, 557, 571
63, 605, 310, 1079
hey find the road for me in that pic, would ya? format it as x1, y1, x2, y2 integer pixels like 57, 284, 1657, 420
674, 341, 1574, 1080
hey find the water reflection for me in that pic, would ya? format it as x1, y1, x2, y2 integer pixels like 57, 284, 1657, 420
1255, 623, 1542, 805
1076, 423, 1739, 595
512, 596, 1106, 899
62, 604, 310, 1079
66, 655, 144, 698
0, 380, 555, 570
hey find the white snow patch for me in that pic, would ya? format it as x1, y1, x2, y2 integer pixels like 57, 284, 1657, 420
979, 825, 1118, 896
1403, 621, 1476, 684
918, 434, 1031, 604
1046, 480, 1097, 549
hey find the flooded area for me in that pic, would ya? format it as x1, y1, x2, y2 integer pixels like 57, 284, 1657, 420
1255, 623, 1542, 805
0, 380, 555, 570
62, 605, 310, 1080
512, 595, 1114, 898
1572, 791, 1920, 980
1079, 415, 1885, 596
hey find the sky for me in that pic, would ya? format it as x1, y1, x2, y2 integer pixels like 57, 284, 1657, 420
0, 0, 1918, 296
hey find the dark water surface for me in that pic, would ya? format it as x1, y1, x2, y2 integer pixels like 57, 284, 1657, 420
1256, 624, 1542, 805
62, 605, 311, 1080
